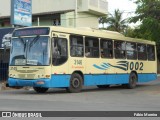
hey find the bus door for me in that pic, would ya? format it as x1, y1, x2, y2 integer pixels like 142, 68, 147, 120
51, 32, 69, 87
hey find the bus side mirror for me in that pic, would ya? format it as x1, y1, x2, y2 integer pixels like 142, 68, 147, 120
2, 34, 12, 50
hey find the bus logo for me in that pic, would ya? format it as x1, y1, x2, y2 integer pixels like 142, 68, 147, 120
93, 61, 144, 71
2, 112, 11, 117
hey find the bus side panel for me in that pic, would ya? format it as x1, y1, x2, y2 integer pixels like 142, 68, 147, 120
84, 74, 106, 86
84, 74, 129, 86
50, 74, 70, 87
138, 73, 157, 83
106, 74, 129, 84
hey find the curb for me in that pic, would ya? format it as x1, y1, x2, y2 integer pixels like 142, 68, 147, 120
0, 82, 14, 91
0, 82, 5, 91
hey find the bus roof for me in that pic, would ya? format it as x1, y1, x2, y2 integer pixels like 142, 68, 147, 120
51, 26, 156, 45
15, 26, 156, 45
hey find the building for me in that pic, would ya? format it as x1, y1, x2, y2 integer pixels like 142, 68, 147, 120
0, 0, 108, 81
0, 0, 108, 28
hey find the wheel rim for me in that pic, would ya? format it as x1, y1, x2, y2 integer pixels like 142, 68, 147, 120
131, 75, 136, 85
72, 78, 80, 88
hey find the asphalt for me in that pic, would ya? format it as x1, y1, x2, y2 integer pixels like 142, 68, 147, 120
0, 77, 160, 119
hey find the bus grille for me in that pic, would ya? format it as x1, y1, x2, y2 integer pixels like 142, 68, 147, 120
16, 70, 38, 73
18, 74, 35, 79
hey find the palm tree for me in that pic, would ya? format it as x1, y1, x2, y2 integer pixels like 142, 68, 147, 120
99, 16, 108, 29
106, 9, 128, 33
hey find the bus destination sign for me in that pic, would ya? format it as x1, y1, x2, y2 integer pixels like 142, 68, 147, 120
13, 28, 50, 37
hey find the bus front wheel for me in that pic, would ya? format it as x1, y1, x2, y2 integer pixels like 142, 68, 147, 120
127, 72, 137, 89
33, 87, 48, 93
66, 73, 83, 93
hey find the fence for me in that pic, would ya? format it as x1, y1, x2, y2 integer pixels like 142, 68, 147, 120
0, 49, 10, 82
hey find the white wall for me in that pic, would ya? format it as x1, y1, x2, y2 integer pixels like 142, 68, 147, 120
77, 0, 108, 15
61, 12, 76, 28
0, 0, 107, 28
0, 0, 10, 17
76, 13, 99, 28
0, 0, 76, 17
32, 0, 76, 14
0, 0, 107, 17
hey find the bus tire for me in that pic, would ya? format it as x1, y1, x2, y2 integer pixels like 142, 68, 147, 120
66, 73, 83, 93
97, 85, 110, 89
127, 72, 137, 89
33, 87, 48, 93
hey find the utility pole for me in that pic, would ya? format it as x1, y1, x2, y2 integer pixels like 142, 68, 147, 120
75, 0, 78, 28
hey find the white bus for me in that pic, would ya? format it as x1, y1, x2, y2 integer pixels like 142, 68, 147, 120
7, 26, 157, 93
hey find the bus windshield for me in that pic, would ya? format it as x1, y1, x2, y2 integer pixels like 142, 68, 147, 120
10, 36, 50, 66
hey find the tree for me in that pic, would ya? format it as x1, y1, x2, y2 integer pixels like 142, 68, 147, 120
99, 16, 108, 29
124, 27, 137, 37
130, 0, 160, 60
106, 9, 128, 33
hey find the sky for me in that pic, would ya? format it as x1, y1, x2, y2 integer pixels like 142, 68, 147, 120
107, 0, 137, 15
102, 0, 139, 27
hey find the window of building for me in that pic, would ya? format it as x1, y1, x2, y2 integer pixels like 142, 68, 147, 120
137, 43, 147, 60
85, 37, 99, 58
53, 19, 60, 26
114, 41, 126, 59
126, 42, 137, 60
100, 39, 113, 58
1, 22, 4, 27
147, 45, 155, 61
52, 38, 68, 66
70, 35, 84, 57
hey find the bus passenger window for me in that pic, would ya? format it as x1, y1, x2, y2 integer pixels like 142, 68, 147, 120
114, 41, 126, 59
147, 45, 155, 61
52, 38, 68, 66
70, 35, 84, 57
137, 44, 147, 60
85, 37, 99, 58
100, 39, 113, 58
126, 42, 137, 60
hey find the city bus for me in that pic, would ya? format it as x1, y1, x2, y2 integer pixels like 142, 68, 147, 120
7, 26, 157, 93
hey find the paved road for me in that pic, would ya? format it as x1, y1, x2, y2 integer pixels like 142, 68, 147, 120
0, 77, 160, 119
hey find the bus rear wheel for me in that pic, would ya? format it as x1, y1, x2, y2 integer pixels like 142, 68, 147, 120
127, 72, 137, 89
97, 85, 110, 89
33, 87, 48, 93
66, 73, 83, 93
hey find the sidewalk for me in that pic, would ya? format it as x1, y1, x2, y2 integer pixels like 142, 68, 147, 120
0, 82, 6, 91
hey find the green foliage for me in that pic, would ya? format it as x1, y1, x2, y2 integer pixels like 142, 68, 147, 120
106, 9, 128, 33
99, 9, 128, 34
129, 0, 160, 60
99, 16, 108, 28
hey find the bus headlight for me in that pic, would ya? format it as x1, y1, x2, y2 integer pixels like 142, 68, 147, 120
10, 74, 16, 78
45, 75, 50, 78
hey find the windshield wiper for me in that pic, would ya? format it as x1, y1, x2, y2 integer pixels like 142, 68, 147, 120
18, 37, 26, 52
29, 35, 40, 51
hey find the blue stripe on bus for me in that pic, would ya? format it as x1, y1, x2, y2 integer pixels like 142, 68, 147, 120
50, 74, 70, 87
8, 78, 51, 88
138, 73, 157, 83
84, 74, 129, 86
8, 75, 70, 88
8, 73, 157, 88
84, 73, 157, 86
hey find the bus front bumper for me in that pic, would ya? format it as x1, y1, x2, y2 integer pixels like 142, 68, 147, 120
7, 78, 51, 88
